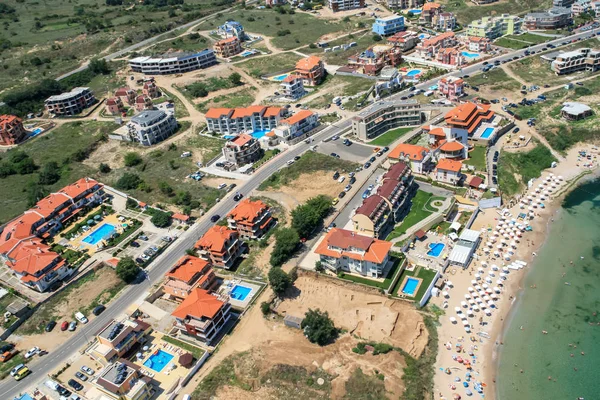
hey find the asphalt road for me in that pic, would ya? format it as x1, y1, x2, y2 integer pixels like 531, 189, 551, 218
3, 27, 598, 398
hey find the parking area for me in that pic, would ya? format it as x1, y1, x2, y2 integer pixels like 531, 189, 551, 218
333, 167, 386, 229
118, 227, 176, 265
317, 139, 376, 163
40, 354, 104, 400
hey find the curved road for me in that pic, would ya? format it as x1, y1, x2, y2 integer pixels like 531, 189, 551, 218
2, 27, 598, 398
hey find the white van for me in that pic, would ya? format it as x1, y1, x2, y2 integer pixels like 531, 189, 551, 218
45, 379, 59, 391
75, 312, 88, 324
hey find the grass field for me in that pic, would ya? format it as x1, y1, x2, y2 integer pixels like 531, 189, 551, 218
338, 256, 402, 290
306, 75, 374, 109
235, 52, 303, 77
498, 143, 556, 195
195, 7, 368, 50
369, 127, 414, 147
258, 152, 358, 190
159, 87, 191, 119
465, 68, 521, 92
495, 33, 550, 50
141, 33, 210, 56
304, 31, 379, 65
387, 190, 434, 241
443, 0, 551, 26
196, 87, 258, 113
464, 145, 487, 172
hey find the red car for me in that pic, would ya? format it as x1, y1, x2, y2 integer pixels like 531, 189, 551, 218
61, 321, 69, 331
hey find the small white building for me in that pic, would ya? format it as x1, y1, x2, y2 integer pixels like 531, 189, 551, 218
448, 229, 481, 268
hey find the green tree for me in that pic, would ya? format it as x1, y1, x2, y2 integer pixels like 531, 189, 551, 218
270, 227, 299, 267
268, 267, 291, 297
291, 195, 331, 239
175, 190, 192, 205
126, 197, 138, 209
315, 261, 325, 273
89, 58, 110, 74
301, 308, 338, 346
99, 163, 111, 173
229, 72, 242, 86
38, 161, 61, 185
115, 173, 142, 190
116, 257, 141, 283
158, 181, 174, 196
372, 34, 382, 42
124, 152, 142, 167
261, 301, 271, 316
150, 210, 171, 227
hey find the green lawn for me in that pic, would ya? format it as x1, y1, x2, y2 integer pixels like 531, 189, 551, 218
196, 87, 258, 113
498, 144, 556, 196
141, 33, 210, 56
464, 145, 487, 172
195, 7, 369, 50
158, 87, 190, 119
465, 69, 521, 92
235, 52, 302, 77
337, 255, 402, 290
444, 0, 549, 26
386, 190, 434, 241
494, 37, 532, 50
258, 152, 358, 190
370, 127, 414, 147
394, 267, 437, 304
162, 335, 206, 360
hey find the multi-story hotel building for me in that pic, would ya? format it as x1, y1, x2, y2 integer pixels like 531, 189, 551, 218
372, 15, 405, 36
129, 50, 217, 75
466, 14, 522, 39
195, 226, 244, 269
438, 76, 464, 100
213, 37, 243, 58
444, 102, 495, 137
126, 109, 178, 146
328, 0, 364, 12
523, 7, 572, 30
294, 56, 326, 86
222, 133, 263, 167
163, 255, 216, 301
272, 110, 320, 142
551, 48, 600, 74
45, 87, 96, 116
351, 100, 422, 141
205, 106, 284, 135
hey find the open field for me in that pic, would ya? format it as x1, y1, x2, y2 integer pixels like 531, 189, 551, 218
235, 52, 303, 77
304, 30, 379, 65
195, 7, 369, 50
466, 68, 521, 93
196, 87, 258, 112
498, 143, 556, 196
442, 0, 551, 26
139, 32, 210, 56
495, 33, 551, 49
0, 0, 234, 91
306, 75, 375, 109
369, 127, 413, 147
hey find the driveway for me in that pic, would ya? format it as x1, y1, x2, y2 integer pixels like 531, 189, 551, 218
333, 168, 385, 228
317, 140, 376, 163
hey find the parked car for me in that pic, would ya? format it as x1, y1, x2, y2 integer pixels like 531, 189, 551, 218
330, 152, 340, 158
362, 190, 371, 199
24, 347, 39, 359
70, 395, 83, 400
45, 321, 57, 332
57, 386, 72, 397
135, 257, 145, 264
348, 172, 355, 178
130, 241, 140, 248
10, 364, 25, 377
294, 155, 301, 161
333, 171, 340, 180
349, 176, 356, 184
0, 343, 14, 353
344, 185, 352, 192
338, 191, 346, 198
61, 321, 69, 331
372, 147, 381, 153
210, 215, 220, 223
382, 146, 389, 152
68, 379, 83, 391
92, 305, 106, 316
75, 372, 88, 382
331, 135, 339, 141
376, 151, 383, 157
68, 321, 77, 331
331, 198, 339, 206
369, 156, 376, 163
364, 162, 371, 169
81, 366, 95, 375
233, 193, 244, 201
337, 176, 345, 183
492, 177, 498, 184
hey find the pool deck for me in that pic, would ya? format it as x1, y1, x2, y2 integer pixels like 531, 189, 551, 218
217, 279, 263, 310
398, 275, 423, 298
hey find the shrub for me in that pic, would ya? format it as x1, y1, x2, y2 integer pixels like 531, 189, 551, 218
260, 301, 271, 316
270, 227, 299, 267
150, 210, 171, 228
116, 257, 140, 283
301, 308, 338, 346
115, 173, 142, 190
268, 267, 291, 297
124, 152, 142, 167
99, 163, 111, 173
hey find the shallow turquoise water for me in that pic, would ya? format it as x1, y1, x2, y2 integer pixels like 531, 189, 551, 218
497, 178, 600, 399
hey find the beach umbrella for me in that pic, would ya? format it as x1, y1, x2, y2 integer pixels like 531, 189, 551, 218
473, 305, 480, 312
443, 291, 449, 297
493, 286, 501, 293
504, 255, 511, 261
487, 300, 495, 307
483, 295, 490, 301
494, 251, 500, 257
464, 294, 471, 299
475, 274, 481, 280
485, 277, 492, 283
528, 206, 534, 211
468, 299, 476, 305
502, 266, 510, 272
491, 293, 499, 300
485, 309, 492, 316
481, 261, 488, 267
450, 317, 457, 323
478, 290, 485, 296
491, 264, 499, 271
535, 188, 541, 193
496, 279, 504, 286
478, 267, 485, 273
497, 244, 503, 249
455, 307, 461, 313
486, 241, 493, 247
461, 301, 468, 307
471, 279, 478, 285
447, 281, 453, 287
462, 319, 469, 326
482, 283, 489, 289
465, 325, 471, 333
468, 287, 475, 292
500, 272, 507, 278
475, 285, 482, 290
483, 247, 490, 252
467, 309, 474, 316
558, 175, 563, 181
501, 238, 507, 244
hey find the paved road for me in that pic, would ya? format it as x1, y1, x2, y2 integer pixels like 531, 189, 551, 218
333, 168, 384, 228
4, 27, 599, 398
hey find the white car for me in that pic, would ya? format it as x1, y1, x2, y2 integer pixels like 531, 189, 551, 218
81, 365, 95, 375
344, 185, 352, 192
24, 347, 39, 359
217, 183, 227, 189
75, 312, 88, 324
337, 176, 345, 183
10, 364, 25, 376
286, 159, 295, 166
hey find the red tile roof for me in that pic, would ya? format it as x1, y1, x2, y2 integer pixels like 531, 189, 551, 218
436, 158, 462, 172
195, 226, 237, 254
228, 198, 269, 225
60, 178, 101, 199
444, 102, 494, 134
231, 133, 254, 147
355, 195, 386, 217
422, 31, 454, 47
167, 255, 210, 283
469, 176, 484, 188
6, 239, 60, 275
315, 228, 392, 264
439, 140, 465, 152
383, 161, 408, 181
422, 2, 442, 11
280, 110, 313, 126
295, 55, 322, 71
388, 143, 429, 161
172, 213, 190, 222
205, 108, 233, 119
172, 288, 226, 319
215, 37, 239, 45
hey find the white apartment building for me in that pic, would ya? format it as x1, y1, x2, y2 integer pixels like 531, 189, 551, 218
126, 109, 178, 146
205, 106, 284, 135
129, 50, 217, 75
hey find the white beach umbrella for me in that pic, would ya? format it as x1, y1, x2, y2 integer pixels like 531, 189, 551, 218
464, 294, 471, 299
502, 266, 510, 272
478, 267, 485, 273
483, 247, 490, 252
485, 276, 492, 283
558, 175, 563, 181
475, 274, 481, 280
528, 206, 534, 211
494, 251, 500, 257
493, 286, 501, 293
447, 281, 453, 287
462, 319, 469, 326
467, 309, 474, 316
485, 309, 492, 316
497, 244, 503, 249
496, 279, 504, 286
443, 291, 449, 297
450, 317, 457, 323
483, 295, 490, 301
469, 299, 476, 305
491, 264, 499, 271
486, 241, 493, 247
481, 261, 488, 267
504, 255, 511, 261
500, 272, 507, 278
476, 285, 482, 291
468, 287, 475, 292
487, 300, 495, 307
465, 325, 471, 332
491, 293, 499, 300
461, 301, 468, 307
455, 307, 461, 313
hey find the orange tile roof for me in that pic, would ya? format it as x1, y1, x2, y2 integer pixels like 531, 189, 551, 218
0, 212, 42, 249
205, 108, 233, 119
436, 158, 462, 172
172, 213, 190, 222
231, 133, 254, 147
215, 37, 238, 45
263, 106, 283, 117
59, 178, 101, 199
231, 105, 265, 118
439, 140, 465, 152
422, 2, 442, 11
266, 130, 276, 137
228, 199, 269, 226
429, 127, 447, 137
167, 255, 210, 283
440, 77, 464, 85
315, 228, 392, 264
6, 239, 60, 275
20, 259, 65, 283
388, 143, 429, 161
172, 288, 226, 320
114, 87, 133, 97
0, 114, 22, 129
422, 31, 454, 47
295, 55, 322, 71
105, 258, 120, 268
282, 74, 302, 83
469, 36, 489, 42
195, 226, 237, 254
31, 193, 71, 218
136, 95, 149, 104
444, 102, 494, 134
280, 110, 314, 126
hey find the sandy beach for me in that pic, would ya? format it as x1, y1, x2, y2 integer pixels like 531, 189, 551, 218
431, 144, 599, 400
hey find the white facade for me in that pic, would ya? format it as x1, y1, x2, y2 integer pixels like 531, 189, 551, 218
129, 50, 217, 75
126, 109, 178, 146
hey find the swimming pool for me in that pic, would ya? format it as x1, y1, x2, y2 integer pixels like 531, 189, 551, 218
240, 50, 255, 57
143, 350, 174, 373
82, 223, 116, 245
272, 74, 289, 81
406, 69, 422, 77
230, 284, 252, 301
480, 127, 495, 139
461, 51, 480, 59
401, 277, 420, 296
251, 129, 270, 140
427, 242, 445, 257
409, 9, 422, 14
29, 128, 44, 138
418, 34, 427, 39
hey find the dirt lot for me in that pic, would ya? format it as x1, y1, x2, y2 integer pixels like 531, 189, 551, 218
13, 267, 123, 352
277, 275, 428, 358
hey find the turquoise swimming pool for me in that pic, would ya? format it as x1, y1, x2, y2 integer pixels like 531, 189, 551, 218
251, 129, 270, 140
231, 285, 252, 301
82, 223, 115, 245
406, 69, 422, 77
272, 74, 289, 81
480, 127, 495, 139
143, 350, 174, 373
427, 242, 445, 257
409, 9, 422, 14
461, 51, 480, 59
401, 277, 420, 296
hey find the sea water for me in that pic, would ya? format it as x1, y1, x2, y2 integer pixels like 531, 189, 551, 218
497, 178, 600, 399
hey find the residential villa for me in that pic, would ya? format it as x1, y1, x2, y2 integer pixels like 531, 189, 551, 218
523, 7, 572, 30
171, 288, 232, 344
45, 87, 96, 116
272, 110, 319, 142
466, 14, 522, 39
90, 319, 152, 363
435, 48, 465, 67
351, 162, 415, 238
433, 12, 457, 31
415, 32, 458, 59
279, 75, 306, 100
222, 133, 263, 167
388, 143, 433, 174
438, 76, 464, 100
316, 228, 393, 277
125, 109, 178, 146
347, 45, 403, 76
0, 178, 104, 292
129, 50, 217, 75
550, 48, 600, 74
163, 255, 216, 301
328, 0, 364, 12
386, 0, 420, 9
419, 2, 443, 25
294, 56, 326, 86
352, 100, 422, 141
466, 36, 492, 52
435, 158, 463, 185
444, 101, 495, 137
115, 87, 136, 105
571, 0, 592, 14
372, 15, 405, 36
142, 81, 160, 98
105, 97, 125, 116
194, 226, 244, 269
205, 106, 284, 135
0, 115, 27, 145
387, 31, 419, 51
94, 359, 153, 400
227, 198, 275, 239
134, 95, 153, 112
426, 126, 468, 159
214, 37, 243, 58
217, 21, 246, 40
